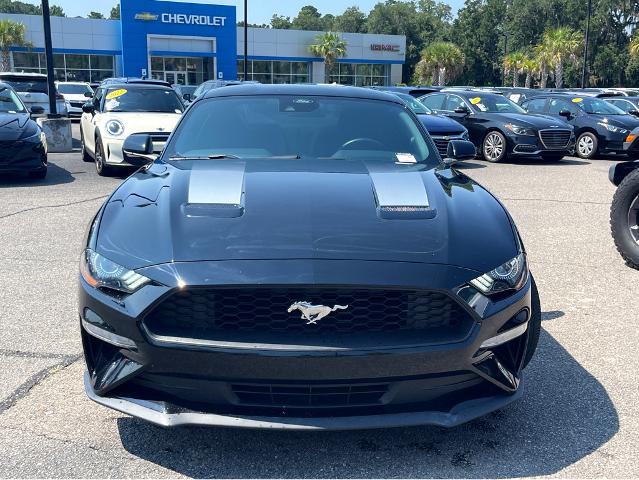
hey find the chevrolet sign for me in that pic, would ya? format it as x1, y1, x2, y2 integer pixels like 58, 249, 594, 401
161, 13, 227, 26
134, 12, 158, 21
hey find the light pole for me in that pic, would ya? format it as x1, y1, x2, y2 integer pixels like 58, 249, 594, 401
243, 0, 248, 81
581, 0, 591, 89
41, 0, 57, 116
500, 32, 509, 87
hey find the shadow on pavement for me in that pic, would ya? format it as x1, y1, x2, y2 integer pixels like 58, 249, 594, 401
454, 160, 486, 170
509, 158, 591, 166
117, 317, 618, 478
0, 162, 76, 188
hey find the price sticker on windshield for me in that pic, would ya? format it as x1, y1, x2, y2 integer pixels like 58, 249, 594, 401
470, 97, 482, 105
572, 97, 583, 103
106, 89, 127, 100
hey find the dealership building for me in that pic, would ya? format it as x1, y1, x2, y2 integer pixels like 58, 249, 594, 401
0, 0, 406, 86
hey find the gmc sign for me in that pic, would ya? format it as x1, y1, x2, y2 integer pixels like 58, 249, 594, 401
370, 44, 401, 52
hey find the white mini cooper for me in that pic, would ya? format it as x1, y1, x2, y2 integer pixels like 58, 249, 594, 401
80, 81, 184, 176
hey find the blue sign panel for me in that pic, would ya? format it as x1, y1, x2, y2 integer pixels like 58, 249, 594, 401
120, 0, 237, 80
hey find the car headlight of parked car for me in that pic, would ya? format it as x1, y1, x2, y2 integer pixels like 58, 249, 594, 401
105, 119, 125, 137
80, 249, 150, 294
504, 124, 536, 136
469, 253, 527, 295
597, 122, 628, 134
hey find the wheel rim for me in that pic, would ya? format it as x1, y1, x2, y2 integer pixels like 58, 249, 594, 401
95, 140, 103, 173
484, 133, 504, 161
628, 194, 639, 245
578, 135, 594, 157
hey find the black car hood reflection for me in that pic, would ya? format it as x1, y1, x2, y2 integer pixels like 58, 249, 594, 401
96, 159, 518, 273
483, 112, 568, 129
0, 112, 38, 141
416, 113, 466, 135
585, 113, 639, 129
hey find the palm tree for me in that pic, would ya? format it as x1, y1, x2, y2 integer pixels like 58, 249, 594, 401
522, 57, 539, 88
534, 43, 553, 88
309, 32, 347, 82
416, 42, 464, 86
0, 20, 32, 72
541, 27, 582, 88
503, 51, 527, 87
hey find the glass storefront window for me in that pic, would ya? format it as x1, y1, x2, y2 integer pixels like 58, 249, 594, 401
237, 59, 311, 84
65, 54, 89, 69
329, 63, 388, 86
11, 52, 115, 83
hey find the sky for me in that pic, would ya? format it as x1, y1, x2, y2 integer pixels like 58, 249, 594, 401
20, 0, 465, 22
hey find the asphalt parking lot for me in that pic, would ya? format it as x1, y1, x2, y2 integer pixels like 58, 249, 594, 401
0, 123, 637, 478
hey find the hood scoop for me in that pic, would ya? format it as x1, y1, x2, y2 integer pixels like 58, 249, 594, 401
184, 161, 245, 218
368, 166, 436, 219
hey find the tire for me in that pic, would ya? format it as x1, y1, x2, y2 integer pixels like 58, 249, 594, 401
522, 275, 541, 369
80, 127, 92, 162
28, 167, 47, 180
541, 153, 565, 162
576, 132, 598, 159
482, 131, 507, 163
94, 134, 113, 177
610, 168, 639, 269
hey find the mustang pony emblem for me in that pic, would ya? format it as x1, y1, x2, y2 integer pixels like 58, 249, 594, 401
287, 302, 349, 325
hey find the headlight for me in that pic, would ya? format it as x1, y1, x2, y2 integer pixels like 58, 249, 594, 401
597, 122, 628, 134
105, 119, 125, 137
80, 249, 150, 294
504, 124, 536, 136
469, 253, 527, 295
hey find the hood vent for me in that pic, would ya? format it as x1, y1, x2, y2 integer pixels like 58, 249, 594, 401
368, 168, 436, 219
186, 161, 245, 218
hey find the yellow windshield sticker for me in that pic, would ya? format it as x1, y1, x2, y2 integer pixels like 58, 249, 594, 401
106, 89, 127, 100
470, 97, 481, 105
572, 97, 583, 103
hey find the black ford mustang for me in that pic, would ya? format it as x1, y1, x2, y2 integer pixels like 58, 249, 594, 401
0, 82, 47, 179
80, 85, 540, 430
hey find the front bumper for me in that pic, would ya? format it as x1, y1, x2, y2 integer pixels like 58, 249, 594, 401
80, 260, 533, 430
507, 130, 575, 158
0, 139, 47, 174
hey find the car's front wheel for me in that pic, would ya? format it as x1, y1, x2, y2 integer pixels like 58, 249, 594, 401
28, 166, 47, 180
576, 132, 598, 159
482, 131, 507, 163
610, 168, 639, 269
94, 134, 113, 177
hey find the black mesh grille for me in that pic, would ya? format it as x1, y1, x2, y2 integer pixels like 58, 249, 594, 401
144, 287, 473, 340
433, 138, 450, 156
539, 129, 572, 149
231, 382, 389, 407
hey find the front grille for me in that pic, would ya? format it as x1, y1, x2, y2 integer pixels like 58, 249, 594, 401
144, 287, 473, 340
433, 138, 450, 156
231, 382, 389, 408
70, 101, 84, 108
539, 129, 572, 149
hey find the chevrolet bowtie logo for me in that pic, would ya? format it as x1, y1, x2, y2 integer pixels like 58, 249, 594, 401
135, 12, 159, 21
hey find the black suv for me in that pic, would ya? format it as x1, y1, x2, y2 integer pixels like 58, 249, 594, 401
521, 93, 639, 159
420, 89, 575, 162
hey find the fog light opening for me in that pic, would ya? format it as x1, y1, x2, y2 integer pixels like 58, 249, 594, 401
82, 310, 136, 350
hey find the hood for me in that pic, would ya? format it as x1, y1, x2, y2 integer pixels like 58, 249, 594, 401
96, 159, 519, 275
99, 112, 181, 133
587, 113, 639, 129
416, 114, 466, 135
0, 113, 38, 141
487, 112, 571, 129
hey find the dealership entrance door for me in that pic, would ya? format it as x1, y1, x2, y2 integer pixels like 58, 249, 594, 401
164, 71, 187, 85
150, 56, 215, 85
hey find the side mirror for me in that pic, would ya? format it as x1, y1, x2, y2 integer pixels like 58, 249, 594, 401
628, 109, 639, 117
444, 140, 476, 165
82, 102, 95, 114
558, 109, 572, 119
182, 93, 191, 102
83, 91, 93, 98
29, 105, 45, 115
453, 106, 470, 115
122, 133, 156, 166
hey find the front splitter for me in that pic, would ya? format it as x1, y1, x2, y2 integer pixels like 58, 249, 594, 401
84, 371, 523, 430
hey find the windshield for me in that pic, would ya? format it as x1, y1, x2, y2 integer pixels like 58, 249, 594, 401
393, 93, 432, 115
58, 83, 92, 95
0, 87, 26, 113
165, 95, 436, 166
1, 77, 48, 94
104, 88, 184, 113
467, 95, 526, 113
572, 97, 626, 115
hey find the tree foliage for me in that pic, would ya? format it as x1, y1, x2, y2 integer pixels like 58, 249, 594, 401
110, 4, 120, 20
0, 0, 64, 16
0, 19, 31, 71
308, 32, 347, 81
416, 41, 464, 85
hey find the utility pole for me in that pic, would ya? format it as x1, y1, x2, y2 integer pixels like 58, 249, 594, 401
41, 0, 57, 116
581, 0, 591, 89
243, 0, 248, 81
